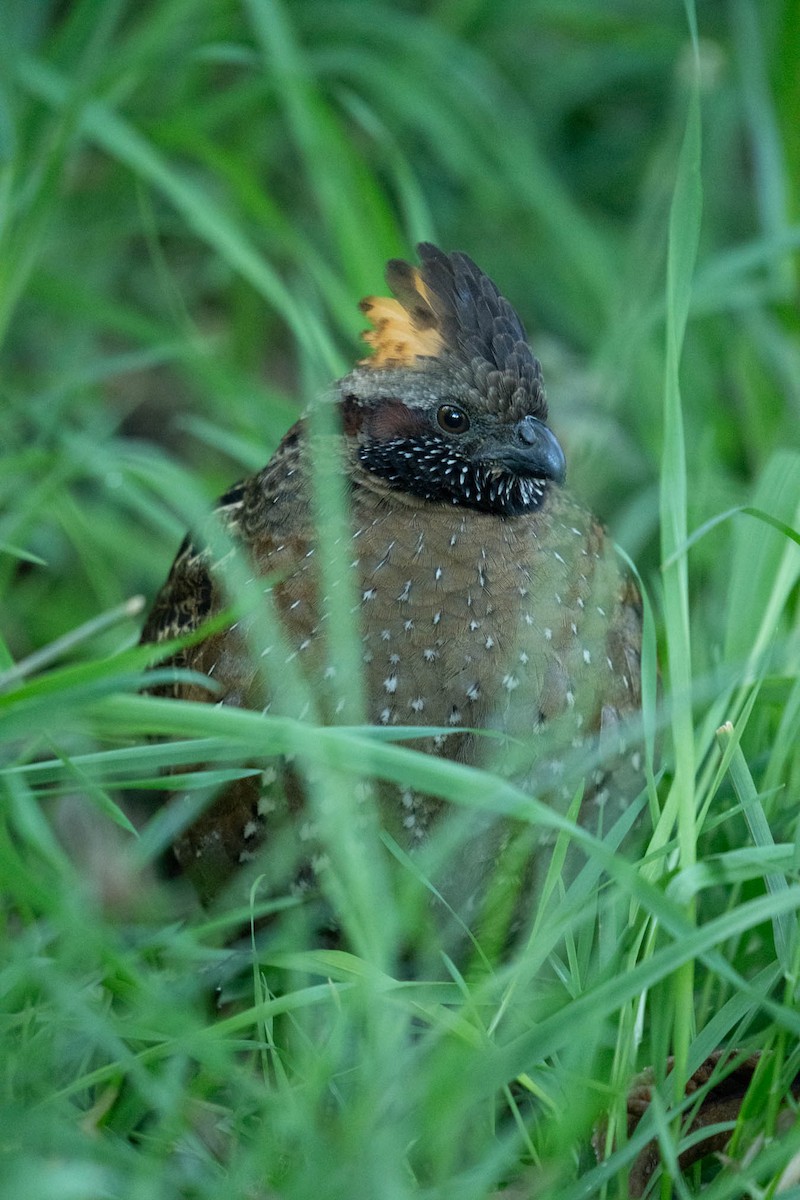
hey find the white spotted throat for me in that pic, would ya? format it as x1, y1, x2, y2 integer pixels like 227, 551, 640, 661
141, 244, 644, 918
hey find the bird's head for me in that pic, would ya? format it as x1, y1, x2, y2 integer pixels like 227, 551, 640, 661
338, 242, 566, 517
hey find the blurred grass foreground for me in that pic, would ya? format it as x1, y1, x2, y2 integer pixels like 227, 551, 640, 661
1, 2, 800, 1198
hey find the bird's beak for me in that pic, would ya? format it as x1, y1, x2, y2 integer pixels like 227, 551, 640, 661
480, 416, 567, 486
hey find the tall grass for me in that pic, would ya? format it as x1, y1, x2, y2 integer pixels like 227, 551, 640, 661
1, 2, 799, 1197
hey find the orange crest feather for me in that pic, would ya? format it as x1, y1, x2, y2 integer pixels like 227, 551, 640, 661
358, 277, 443, 369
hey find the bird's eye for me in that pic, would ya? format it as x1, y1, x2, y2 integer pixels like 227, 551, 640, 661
436, 404, 470, 433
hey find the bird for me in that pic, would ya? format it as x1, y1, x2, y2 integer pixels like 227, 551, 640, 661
141, 243, 644, 929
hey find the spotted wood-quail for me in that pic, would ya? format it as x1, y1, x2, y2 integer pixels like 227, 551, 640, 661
141, 243, 643, 916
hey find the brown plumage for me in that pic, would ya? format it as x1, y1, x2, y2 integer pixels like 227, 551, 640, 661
141, 243, 643, 920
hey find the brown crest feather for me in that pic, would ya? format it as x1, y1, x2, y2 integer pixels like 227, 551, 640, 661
359, 243, 542, 398
357, 244, 547, 420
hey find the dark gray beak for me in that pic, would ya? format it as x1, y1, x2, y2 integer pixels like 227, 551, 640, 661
485, 415, 566, 485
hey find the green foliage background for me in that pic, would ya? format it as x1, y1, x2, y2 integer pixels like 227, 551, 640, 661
1, 1, 799, 1197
